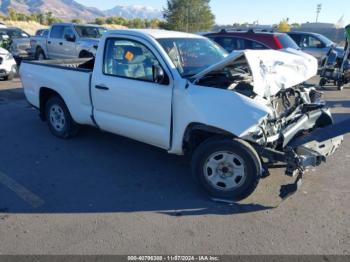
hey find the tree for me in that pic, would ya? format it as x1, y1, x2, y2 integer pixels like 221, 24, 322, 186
163, 0, 215, 32
128, 18, 146, 29
278, 18, 291, 32
37, 13, 45, 25
94, 17, 106, 25
8, 8, 18, 21
71, 18, 83, 24
149, 19, 160, 29
291, 23, 301, 28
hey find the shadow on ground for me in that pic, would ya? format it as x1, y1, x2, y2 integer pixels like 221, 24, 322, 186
0, 90, 273, 216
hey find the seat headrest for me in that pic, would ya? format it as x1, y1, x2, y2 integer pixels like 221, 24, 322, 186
112, 45, 145, 64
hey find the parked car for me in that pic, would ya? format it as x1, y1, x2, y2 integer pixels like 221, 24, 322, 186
287, 31, 344, 64
0, 27, 32, 62
31, 23, 107, 60
204, 29, 300, 53
20, 29, 344, 201
0, 47, 17, 80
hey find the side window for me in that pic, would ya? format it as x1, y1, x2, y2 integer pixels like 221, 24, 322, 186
50, 26, 64, 39
289, 34, 302, 46
43, 30, 49, 38
62, 26, 74, 38
103, 38, 162, 82
301, 35, 322, 48
308, 36, 323, 48
247, 40, 268, 50
213, 37, 245, 52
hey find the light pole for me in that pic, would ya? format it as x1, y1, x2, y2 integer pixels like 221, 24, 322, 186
316, 4, 322, 23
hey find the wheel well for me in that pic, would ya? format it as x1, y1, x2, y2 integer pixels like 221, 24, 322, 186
79, 50, 92, 58
39, 87, 62, 121
183, 123, 234, 155
36, 46, 43, 54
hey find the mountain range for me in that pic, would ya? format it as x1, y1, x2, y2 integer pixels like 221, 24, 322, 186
0, 0, 163, 20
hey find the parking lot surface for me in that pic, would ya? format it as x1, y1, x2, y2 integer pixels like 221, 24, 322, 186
0, 78, 349, 255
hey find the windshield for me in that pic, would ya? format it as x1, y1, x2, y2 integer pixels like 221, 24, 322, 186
277, 34, 300, 49
158, 38, 228, 77
316, 34, 334, 46
74, 26, 107, 38
0, 29, 29, 39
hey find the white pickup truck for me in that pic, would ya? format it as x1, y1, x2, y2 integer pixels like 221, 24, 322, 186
20, 29, 345, 201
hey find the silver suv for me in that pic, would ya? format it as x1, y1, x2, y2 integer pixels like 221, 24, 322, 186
31, 23, 107, 60
287, 31, 344, 64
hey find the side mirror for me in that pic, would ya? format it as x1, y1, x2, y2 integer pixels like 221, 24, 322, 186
64, 34, 76, 42
153, 65, 167, 84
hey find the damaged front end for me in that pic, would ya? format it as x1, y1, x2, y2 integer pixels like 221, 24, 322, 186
193, 49, 347, 199
244, 86, 343, 178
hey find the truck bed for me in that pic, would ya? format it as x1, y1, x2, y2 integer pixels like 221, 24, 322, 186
20, 58, 95, 126
22, 58, 95, 72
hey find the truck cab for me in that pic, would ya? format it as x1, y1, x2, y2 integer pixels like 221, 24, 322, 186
32, 23, 107, 60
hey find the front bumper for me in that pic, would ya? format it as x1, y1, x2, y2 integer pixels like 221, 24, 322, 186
256, 109, 349, 199
12, 50, 34, 61
259, 109, 345, 175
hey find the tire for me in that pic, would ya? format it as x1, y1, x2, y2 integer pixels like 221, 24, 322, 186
5, 65, 17, 81
337, 81, 344, 91
191, 137, 262, 201
319, 78, 327, 87
4, 72, 14, 81
45, 96, 80, 138
35, 48, 46, 60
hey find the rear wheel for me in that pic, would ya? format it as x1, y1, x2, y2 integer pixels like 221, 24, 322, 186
191, 137, 262, 201
319, 78, 327, 87
337, 80, 344, 91
45, 96, 79, 138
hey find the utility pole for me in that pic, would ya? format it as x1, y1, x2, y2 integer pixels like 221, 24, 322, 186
316, 4, 322, 23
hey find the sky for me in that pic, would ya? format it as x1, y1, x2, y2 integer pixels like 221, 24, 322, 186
76, 0, 350, 25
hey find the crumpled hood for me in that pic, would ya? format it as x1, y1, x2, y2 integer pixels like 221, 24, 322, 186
193, 48, 318, 98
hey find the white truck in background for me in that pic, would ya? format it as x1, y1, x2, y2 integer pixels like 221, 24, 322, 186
30, 23, 107, 60
20, 29, 345, 201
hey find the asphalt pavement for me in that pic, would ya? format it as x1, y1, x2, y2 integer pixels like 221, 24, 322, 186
0, 78, 349, 255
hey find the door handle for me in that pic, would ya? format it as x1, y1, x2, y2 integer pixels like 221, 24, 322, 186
48, 41, 51, 44
95, 85, 109, 90
59, 42, 63, 45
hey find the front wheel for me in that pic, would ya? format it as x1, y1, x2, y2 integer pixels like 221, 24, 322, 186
191, 137, 262, 201
45, 96, 80, 138
35, 49, 46, 60
4, 72, 14, 81
319, 78, 327, 87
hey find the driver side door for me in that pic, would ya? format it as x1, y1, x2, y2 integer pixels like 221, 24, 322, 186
91, 37, 173, 149
60, 26, 78, 59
